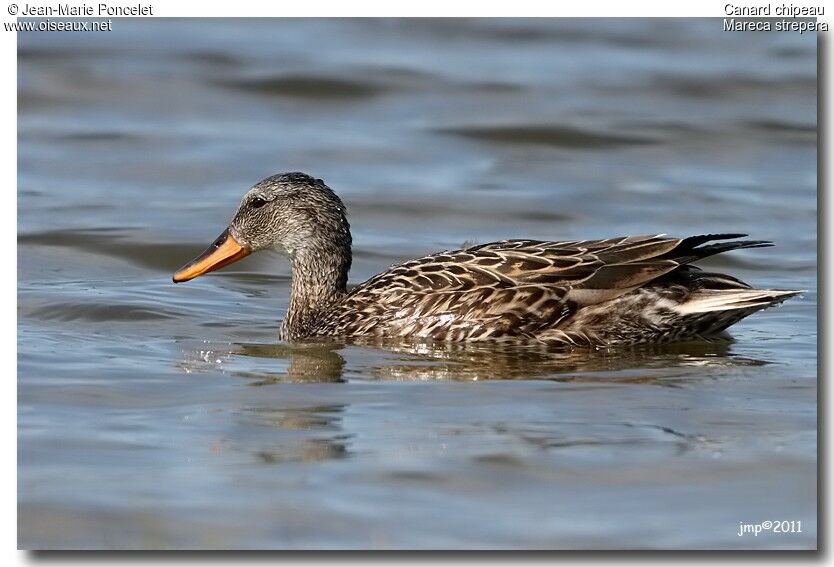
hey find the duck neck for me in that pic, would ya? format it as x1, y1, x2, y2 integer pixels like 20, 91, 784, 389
282, 243, 351, 340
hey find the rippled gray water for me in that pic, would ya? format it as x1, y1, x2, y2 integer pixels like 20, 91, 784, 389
18, 19, 817, 549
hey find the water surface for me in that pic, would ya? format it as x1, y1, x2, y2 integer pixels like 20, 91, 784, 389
18, 18, 817, 549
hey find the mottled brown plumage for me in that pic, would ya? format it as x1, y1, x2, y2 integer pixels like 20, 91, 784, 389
173, 173, 801, 346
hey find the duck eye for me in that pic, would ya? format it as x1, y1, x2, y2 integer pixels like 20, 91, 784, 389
251, 197, 267, 209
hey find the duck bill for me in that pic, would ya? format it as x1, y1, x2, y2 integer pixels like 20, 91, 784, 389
173, 229, 251, 283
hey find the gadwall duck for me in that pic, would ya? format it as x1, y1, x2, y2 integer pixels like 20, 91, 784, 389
173, 172, 800, 346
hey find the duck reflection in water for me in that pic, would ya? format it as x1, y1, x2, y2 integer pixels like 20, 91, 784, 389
243, 404, 351, 464
175, 339, 767, 466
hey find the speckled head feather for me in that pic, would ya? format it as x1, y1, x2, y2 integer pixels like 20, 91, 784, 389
230, 172, 352, 262
174, 173, 801, 345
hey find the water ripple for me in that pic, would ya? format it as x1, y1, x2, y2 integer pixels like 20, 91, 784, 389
437, 125, 657, 149
219, 74, 387, 101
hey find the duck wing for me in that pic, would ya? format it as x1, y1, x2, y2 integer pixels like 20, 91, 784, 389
322, 234, 771, 341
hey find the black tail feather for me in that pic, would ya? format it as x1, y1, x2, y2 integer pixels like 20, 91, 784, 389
677, 233, 749, 249
663, 234, 774, 265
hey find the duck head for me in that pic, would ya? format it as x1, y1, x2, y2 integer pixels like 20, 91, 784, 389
172, 172, 352, 283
